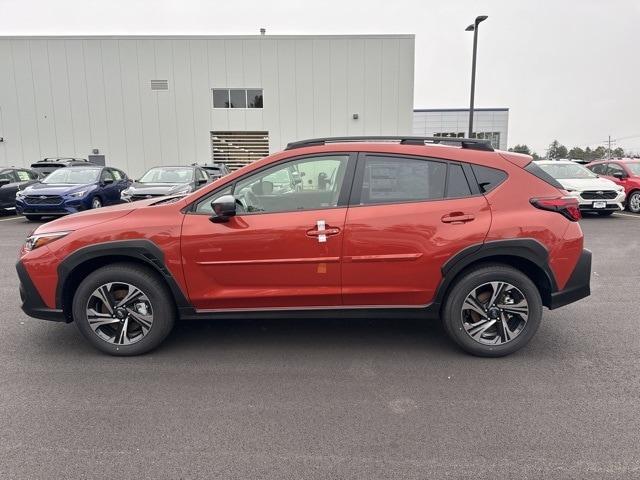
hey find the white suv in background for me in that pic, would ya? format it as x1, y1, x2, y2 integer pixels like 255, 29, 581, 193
536, 160, 625, 216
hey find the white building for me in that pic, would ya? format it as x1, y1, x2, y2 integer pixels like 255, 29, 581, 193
413, 108, 509, 150
0, 35, 415, 176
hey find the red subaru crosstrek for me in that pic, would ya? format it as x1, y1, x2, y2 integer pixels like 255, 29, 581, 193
17, 137, 591, 357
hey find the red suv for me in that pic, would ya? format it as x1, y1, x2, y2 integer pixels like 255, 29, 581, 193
586, 159, 640, 213
17, 137, 591, 357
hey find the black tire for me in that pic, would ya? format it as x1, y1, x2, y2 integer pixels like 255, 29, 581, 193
597, 211, 615, 216
72, 263, 175, 356
442, 264, 542, 357
25, 215, 42, 221
91, 196, 103, 209
627, 191, 640, 214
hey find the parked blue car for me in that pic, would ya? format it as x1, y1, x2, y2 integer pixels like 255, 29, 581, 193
15, 166, 131, 221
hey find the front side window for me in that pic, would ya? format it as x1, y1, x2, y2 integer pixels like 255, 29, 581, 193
195, 155, 349, 214
101, 169, 115, 182
607, 163, 625, 176
197, 169, 209, 182
625, 163, 640, 175
358, 156, 446, 205
43, 168, 101, 184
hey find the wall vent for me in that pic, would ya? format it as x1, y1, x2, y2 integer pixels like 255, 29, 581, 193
211, 131, 269, 171
150, 80, 169, 91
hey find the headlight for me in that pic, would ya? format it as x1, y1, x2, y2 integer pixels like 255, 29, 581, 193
23, 231, 72, 252
172, 185, 193, 195
68, 190, 87, 198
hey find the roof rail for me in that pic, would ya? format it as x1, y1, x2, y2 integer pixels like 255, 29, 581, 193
285, 136, 494, 152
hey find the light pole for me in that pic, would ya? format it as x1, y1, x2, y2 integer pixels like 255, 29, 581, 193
465, 15, 488, 138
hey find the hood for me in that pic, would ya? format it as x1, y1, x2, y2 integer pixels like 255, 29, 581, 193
126, 182, 191, 195
557, 177, 620, 191
33, 196, 188, 235
22, 182, 96, 195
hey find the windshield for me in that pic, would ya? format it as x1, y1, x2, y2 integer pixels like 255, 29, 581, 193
538, 163, 597, 180
625, 163, 640, 175
42, 168, 101, 184
139, 167, 193, 184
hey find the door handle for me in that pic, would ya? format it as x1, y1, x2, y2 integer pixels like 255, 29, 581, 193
306, 227, 341, 236
441, 213, 475, 224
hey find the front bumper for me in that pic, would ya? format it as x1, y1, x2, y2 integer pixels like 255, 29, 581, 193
16, 261, 66, 322
15, 198, 88, 216
549, 249, 592, 309
571, 192, 625, 212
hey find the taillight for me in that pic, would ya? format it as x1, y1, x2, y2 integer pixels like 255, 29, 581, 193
530, 197, 581, 222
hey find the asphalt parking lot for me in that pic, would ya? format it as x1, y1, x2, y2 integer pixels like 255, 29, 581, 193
1, 212, 639, 479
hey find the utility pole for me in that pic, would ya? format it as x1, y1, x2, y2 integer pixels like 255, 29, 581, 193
603, 135, 617, 159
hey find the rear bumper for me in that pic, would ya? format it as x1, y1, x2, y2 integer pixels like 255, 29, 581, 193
549, 249, 591, 309
16, 261, 66, 322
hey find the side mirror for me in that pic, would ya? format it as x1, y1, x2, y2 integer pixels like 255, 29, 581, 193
0, 178, 9, 187
198, 177, 208, 185
612, 171, 627, 180
103, 178, 114, 184
209, 194, 237, 223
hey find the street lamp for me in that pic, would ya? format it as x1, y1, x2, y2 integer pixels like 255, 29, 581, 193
465, 15, 488, 138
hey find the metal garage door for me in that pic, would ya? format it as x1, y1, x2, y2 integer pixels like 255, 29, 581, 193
211, 131, 269, 171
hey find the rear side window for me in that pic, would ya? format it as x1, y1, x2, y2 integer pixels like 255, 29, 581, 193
359, 156, 446, 204
522, 162, 563, 190
472, 165, 509, 193
446, 164, 472, 198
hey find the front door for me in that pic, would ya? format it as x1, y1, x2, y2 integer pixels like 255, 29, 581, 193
341, 154, 492, 306
181, 153, 354, 310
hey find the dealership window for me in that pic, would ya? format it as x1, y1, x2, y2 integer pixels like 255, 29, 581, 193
213, 89, 263, 109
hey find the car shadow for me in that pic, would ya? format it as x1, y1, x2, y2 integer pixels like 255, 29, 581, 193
159, 316, 455, 357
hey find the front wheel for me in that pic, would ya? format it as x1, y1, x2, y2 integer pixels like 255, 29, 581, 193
72, 263, 175, 355
442, 265, 542, 357
627, 191, 640, 214
91, 197, 103, 209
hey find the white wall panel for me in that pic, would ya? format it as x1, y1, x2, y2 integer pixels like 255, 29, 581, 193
0, 35, 415, 176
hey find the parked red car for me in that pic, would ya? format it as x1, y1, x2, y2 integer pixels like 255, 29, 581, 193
586, 159, 640, 213
17, 137, 591, 357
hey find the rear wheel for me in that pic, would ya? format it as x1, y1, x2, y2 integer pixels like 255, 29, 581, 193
627, 191, 640, 214
72, 263, 175, 356
442, 264, 542, 357
25, 215, 42, 221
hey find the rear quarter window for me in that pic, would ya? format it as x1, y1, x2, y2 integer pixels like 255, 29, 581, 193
523, 162, 563, 190
471, 165, 508, 193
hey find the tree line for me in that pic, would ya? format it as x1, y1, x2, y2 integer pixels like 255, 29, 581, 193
508, 140, 629, 161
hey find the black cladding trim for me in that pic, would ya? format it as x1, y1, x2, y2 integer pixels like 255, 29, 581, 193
55, 239, 192, 312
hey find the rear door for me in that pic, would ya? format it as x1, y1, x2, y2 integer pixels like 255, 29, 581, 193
341, 153, 492, 306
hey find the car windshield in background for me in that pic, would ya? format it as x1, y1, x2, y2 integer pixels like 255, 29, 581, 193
139, 167, 193, 184
42, 168, 101, 184
625, 163, 640, 175
539, 163, 597, 179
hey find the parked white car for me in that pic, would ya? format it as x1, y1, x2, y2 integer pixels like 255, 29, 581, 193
537, 160, 625, 216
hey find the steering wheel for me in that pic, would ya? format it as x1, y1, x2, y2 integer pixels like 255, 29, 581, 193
238, 188, 263, 212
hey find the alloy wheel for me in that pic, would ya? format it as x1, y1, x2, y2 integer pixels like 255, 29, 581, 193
86, 282, 154, 345
461, 281, 529, 345
92, 198, 102, 209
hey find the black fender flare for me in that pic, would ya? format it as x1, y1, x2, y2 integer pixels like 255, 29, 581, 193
56, 239, 194, 314
433, 238, 558, 308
